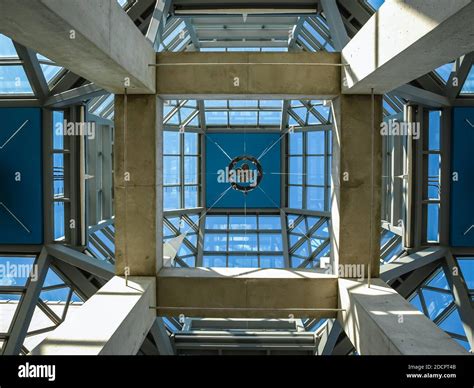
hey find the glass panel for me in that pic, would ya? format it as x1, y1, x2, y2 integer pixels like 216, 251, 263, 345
203, 256, 226, 267
205, 215, 228, 230
259, 111, 281, 125
439, 308, 466, 337
0, 66, 33, 94
0, 256, 35, 286
228, 234, 258, 252
289, 186, 303, 209
229, 111, 257, 126
259, 234, 282, 251
460, 66, 474, 95
229, 215, 257, 230
163, 131, 180, 154
421, 288, 453, 320
53, 111, 64, 150
427, 154, 441, 200
0, 34, 18, 57
205, 111, 227, 125
54, 201, 65, 240
228, 256, 258, 267
458, 258, 474, 290
184, 132, 198, 154
258, 215, 281, 230
260, 256, 284, 268
288, 132, 303, 154
307, 187, 324, 211
427, 269, 450, 291
184, 186, 198, 208
307, 131, 325, 154
426, 203, 440, 243
163, 186, 181, 210
428, 111, 441, 151
307, 156, 325, 185
184, 156, 198, 184
434, 63, 453, 83
289, 157, 303, 184
204, 234, 227, 251
163, 156, 180, 185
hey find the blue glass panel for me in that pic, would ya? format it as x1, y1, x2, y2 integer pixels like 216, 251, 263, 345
205, 111, 227, 125
421, 288, 453, 320
184, 156, 198, 184
460, 66, 474, 95
307, 131, 325, 154
434, 63, 453, 83
288, 132, 303, 154
0, 34, 17, 57
427, 203, 440, 242
184, 186, 198, 208
259, 234, 282, 252
53, 111, 64, 150
229, 110, 257, 126
0, 66, 33, 94
203, 256, 226, 267
289, 157, 303, 184
258, 216, 281, 230
163, 186, 181, 210
409, 293, 423, 312
228, 234, 258, 252
428, 269, 450, 291
205, 215, 228, 230
184, 132, 198, 154
458, 258, 474, 290
228, 256, 258, 267
0, 256, 35, 286
260, 256, 284, 268
291, 256, 305, 267
307, 187, 325, 211
428, 110, 441, 150
229, 215, 257, 230
54, 201, 65, 240
163, 131, 180, 154
259, 110, 281, 125
163, 156, 180, 185
307, 156, 325, 185
439, 308, 466, 337
204, 234, 227, 251
289, 186, 303, 209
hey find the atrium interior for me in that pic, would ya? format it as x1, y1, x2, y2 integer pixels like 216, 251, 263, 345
0, 0, 473, 357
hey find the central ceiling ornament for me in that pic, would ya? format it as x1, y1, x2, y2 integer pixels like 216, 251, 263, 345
227, 155, 263, 193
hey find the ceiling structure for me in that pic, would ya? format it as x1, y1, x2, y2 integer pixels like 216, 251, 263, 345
0, 0, 473, 356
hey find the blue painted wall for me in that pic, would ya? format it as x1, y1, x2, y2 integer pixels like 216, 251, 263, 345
205, 133, 281, 208
451, 107, 474, 247
0, 108, 43, 244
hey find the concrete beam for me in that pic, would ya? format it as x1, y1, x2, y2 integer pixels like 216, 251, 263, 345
338, 278, 468, 355
393, 84, 451, 108
342, 0, 474, 94
30, 276, 156, 355
320, 0, 350, 51
46, 244, 114, 280
156, 268, 338, 318
331, 95, 383, 277
114, 95, 163, 276
0, 0, 155, 94
155, 52, 341, 99
381, 247, 447, 282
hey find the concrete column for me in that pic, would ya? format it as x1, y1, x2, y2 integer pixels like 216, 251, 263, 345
114, 95, 162, 276
30, 276, 156, 355
338, 278, 468, 355
331, 95, 383, 278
